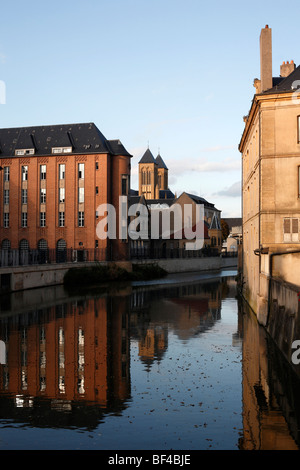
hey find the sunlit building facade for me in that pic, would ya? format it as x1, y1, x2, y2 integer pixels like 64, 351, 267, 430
239, 25, 300, 322
0, 122, 132, 262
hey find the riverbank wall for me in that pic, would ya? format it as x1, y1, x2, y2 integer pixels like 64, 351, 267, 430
0, 256, 237, 293
242, 269, 300, 373
266, 277, 300, 371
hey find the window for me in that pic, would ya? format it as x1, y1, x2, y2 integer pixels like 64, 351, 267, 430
78, 211, 84, 227
3, 167, 9, 182
22, 189, 28, 204
59, 187, 65, 203
95, 240, 98, 248
59, 212, 65, 227
22, 166, 28, 181
78, 163, 84, 179
40, 165, 46, 180
3, 213, 9, 228
3, 189, 9, 205
96, 186, 99, 195
78, 187, 84, 203
95, 210, 98, 219
2, 239, 10, 249
52, 147, 72, 154
21, 212, 27, 228
95, 162, 99, 170
283, 217, 299, 242
40, 188, 46, 204
59, 164, 65, 180
40, 212, 46, 227
15, 148, 34, 156
121, 175, 128, 196
142, 170, 146, 185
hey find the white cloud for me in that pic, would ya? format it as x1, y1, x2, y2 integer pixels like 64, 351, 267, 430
213, 181, 241, 197
170, 157, 240, 175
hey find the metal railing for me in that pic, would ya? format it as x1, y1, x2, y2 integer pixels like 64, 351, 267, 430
0, 248, 108, 267
130, 246, 234, 260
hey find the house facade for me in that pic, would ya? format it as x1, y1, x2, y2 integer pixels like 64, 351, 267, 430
0, 123, 132, 264
239, 25, 300, 322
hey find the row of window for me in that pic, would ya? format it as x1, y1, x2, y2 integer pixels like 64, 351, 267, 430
15, 146, 73, 156
2, 163, 87, 182
3, 211, 85, 228
3, 187, 88, 205
1, 238, 101, 250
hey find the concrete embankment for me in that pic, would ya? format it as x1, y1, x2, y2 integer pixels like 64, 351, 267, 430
0, 256, 237, 293
266, 277, 300, 373
243, 276, 300, 378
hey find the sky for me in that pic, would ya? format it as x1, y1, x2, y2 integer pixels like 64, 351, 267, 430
1, 0, 300, 218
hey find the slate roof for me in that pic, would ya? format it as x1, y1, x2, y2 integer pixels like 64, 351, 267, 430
0, 122, 132, 158
184, 192, 217, 210
138, 149, 157, 164
222, 217, 242, 229
262, 64, 300, 95
159, 189, 175, 199
145, 198, 175, 207
156, 153, 168, 170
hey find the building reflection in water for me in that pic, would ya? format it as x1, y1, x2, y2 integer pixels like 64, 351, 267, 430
240, 298, 300, 450
0, 278, 226, 430
0, 276, 299, 450
130, 279, 225, 371
0, 291, 131, 426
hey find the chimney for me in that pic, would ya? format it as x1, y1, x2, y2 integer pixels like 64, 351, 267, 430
260, 25, 272, 92
280, 60, 296, 77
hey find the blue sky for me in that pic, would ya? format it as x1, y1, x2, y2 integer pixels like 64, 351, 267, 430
1, 0, 300, 217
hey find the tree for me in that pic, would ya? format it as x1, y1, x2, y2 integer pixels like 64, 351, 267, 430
221, 219, 230, 240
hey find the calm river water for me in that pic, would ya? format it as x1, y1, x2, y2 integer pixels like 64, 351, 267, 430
0, 269, 299, 451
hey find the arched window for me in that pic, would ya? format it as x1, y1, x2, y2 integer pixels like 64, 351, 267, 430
19, 239, 29, 265
56, 239, 67, 263
38, 239, 48, 250
1, 239, 10, 250
19, 239, 29, 250
38, 239, 48, 263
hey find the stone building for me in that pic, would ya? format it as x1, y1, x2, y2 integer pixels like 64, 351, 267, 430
239, 25, 300, 323
138, 148, 173, 200
0, 122, 132, 263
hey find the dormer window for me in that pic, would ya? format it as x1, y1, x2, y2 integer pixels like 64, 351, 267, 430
52, 147, 72, 154
15, 148, 35, 156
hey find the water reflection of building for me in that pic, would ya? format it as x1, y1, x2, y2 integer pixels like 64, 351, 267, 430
0, 294, 131, 425
130, 279, 224, 368
240, 299, 300, 450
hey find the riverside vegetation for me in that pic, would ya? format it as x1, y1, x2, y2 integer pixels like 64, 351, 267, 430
63, 262, 168, 288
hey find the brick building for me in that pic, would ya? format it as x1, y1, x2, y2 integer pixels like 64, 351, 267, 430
0, 122, 132, 263
138, 148, 172, 200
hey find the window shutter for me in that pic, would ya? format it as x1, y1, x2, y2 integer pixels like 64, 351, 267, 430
292, 218, 299, 233
283, 218, 291, 233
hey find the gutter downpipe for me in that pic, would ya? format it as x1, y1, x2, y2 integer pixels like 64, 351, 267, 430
267, 250, 300, 327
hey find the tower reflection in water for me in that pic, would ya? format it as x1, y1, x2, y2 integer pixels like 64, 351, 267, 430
0, 277, 299, 450
0, 278, 225, 429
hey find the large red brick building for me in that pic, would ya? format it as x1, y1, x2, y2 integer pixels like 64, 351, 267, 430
0, 122, 132, 262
